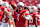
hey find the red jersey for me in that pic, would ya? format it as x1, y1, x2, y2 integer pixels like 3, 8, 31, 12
29, 13, 38, 25
2, 14, 7, 23
2, 8, 11, 23
0, 6, 6, 21
37, 14, 40, 25
0, 6, 11, 22
12, 10, 29, 27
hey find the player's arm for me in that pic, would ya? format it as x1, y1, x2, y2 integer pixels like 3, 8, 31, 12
9, 18, 16, 27
4, 8, 12, 27
4, 8, 16, 27
13, 18, 16, 27
35, 16, 37, 26
4, 8, 10, 15
9, 18, 11, 27
35, 15, 38, 26
4, 8, 13, 18
22, 11, 32, 20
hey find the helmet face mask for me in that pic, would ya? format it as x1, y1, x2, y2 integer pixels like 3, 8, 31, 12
17, 6, 23, 11
17, 2, 24, 11
17, 6, 23, 8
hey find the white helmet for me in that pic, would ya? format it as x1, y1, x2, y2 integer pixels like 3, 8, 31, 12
33, 6, 38, 12
28, 6, 38, 13
2, 2, 9, 8
36, 4, 40, 8
17, 2, 24, 6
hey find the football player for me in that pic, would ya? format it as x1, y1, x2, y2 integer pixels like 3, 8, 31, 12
12, 2, 32, 27
28, 6, 38, 27
0, 1, 12, 27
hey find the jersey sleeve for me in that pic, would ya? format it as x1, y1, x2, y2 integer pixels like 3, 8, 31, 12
24, 11, 29, 16
24, 11, 32, 20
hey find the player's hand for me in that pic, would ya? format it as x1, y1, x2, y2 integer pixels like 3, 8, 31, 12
29, 16, 32, 20
22, 13, 26, 18
22, 13, 32, 20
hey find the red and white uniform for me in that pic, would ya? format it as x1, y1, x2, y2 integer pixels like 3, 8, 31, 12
37, 14, 40, 27
0, 6, 11, 27
29, 13, 38, 27
0, 6, 6, 27
12, 10, 29, 27
2, 9, 11, 27
0, 6, 6, 22
2, 14, 8, 27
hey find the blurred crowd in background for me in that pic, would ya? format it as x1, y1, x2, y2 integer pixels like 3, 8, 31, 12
2, 0, 40, 6
0, 0, 40, 27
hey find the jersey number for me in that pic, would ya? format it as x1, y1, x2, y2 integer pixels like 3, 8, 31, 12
17, 14, 20, 21
2, 15, 6, 22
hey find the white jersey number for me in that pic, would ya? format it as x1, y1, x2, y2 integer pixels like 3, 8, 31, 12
2, 15, 6, 22
17, 14, 20, 21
